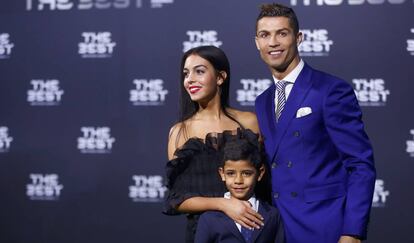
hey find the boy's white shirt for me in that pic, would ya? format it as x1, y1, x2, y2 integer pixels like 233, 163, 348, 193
224, 192, 260, 231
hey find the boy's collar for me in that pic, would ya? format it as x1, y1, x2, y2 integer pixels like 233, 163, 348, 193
224, 192, 258, 210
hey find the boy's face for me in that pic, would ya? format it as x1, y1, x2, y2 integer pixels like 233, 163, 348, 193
219, 160, 265, 201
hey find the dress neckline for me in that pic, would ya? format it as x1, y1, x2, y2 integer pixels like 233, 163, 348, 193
197, 127, 242, 142
174, 127, 257, 154
170, 127, 259, 161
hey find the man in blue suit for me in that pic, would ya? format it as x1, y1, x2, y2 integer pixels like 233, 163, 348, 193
254, 3, 376, 243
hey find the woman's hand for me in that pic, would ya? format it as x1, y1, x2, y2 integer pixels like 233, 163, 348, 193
220, 197, 264, 230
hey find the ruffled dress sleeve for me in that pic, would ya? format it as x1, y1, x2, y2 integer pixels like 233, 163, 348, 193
163, 138, 225, 215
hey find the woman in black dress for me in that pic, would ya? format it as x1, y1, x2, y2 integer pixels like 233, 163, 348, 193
164, 46, 266, 242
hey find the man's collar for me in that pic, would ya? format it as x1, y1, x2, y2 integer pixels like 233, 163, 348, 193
273, 59, 305, 84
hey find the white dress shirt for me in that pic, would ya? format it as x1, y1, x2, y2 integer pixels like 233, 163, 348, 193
273, 59, 305, 116
224, 192, 259, 232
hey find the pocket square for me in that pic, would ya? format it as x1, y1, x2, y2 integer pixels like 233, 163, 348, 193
296, 107, 312, 118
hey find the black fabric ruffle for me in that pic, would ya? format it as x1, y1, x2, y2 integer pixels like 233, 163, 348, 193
163, 138, 208, 215
163, 128, 260, 215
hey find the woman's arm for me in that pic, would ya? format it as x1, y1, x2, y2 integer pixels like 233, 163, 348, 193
178, 197, 264, 230
168, 123, 185, 160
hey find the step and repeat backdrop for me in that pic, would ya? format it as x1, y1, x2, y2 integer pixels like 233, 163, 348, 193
0, 0, 413, 242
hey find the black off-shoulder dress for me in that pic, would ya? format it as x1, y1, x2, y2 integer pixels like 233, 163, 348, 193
163, 128, 259, 243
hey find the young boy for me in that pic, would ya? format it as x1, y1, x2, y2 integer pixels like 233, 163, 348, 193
194, 137, 285, 243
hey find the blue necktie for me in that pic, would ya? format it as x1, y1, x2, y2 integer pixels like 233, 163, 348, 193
240, 201, 253, 242
241, 225, 253, 242
276, 80, 289, 122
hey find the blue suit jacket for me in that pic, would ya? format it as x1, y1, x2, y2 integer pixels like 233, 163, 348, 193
255, 63, 376, 243
194, 201, 285, 243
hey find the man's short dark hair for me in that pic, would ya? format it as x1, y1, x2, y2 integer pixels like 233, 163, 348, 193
222, 137, 263, 170
256, 3, 300, 35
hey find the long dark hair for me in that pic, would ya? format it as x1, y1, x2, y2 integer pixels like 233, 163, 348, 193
177, 46, 243, 140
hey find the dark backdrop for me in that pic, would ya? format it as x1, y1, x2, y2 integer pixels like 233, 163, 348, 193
0, 0, 413, 242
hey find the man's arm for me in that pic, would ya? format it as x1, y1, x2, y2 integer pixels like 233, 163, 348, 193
323, 78, 376, 239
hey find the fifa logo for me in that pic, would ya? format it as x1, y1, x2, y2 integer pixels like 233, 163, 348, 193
26, 173, 64, 200
352, 78, 390, 106
183, 30, 223, 53
299, 29, 333, 56
0, 126, 13, 152
0, 33, 14, 58
129, 79, 168, 106
372, 179, 390, 207
27, 79, 64, 106
236, 79, 272, 106
78, 32, 116, 58
77, 127, 116, 153
129, 175, 167, 202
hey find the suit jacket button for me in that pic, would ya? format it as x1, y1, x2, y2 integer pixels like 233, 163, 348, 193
291, 192, 298, 198
271, 162, 277, 169
287, 161, 292, 168
294, 131, 300, 137
273, 193, 279, 199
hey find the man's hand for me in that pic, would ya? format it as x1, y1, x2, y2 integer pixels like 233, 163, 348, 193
220, 197, 264, 230
338, 235, 361, 243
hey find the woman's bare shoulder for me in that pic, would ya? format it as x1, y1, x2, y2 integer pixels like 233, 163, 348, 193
168, 122, 183, 139
227, 108, 260, 134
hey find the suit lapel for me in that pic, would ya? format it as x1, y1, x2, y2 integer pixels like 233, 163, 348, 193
271, 64, 314, 161
222, 214, 246, 242
256, 84, 278, 159
250, 201, 271, 242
